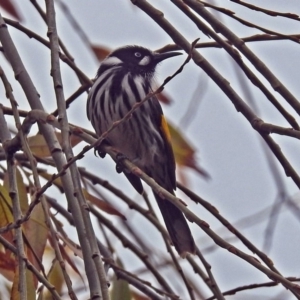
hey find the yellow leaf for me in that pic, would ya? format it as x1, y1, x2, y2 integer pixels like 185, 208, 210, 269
0, 184, 13, 228
0, 183, 17, 281
4, 167, 29, 214
27, 134, 51, 157
0, 184, 14, 249
111, 258, 132, 300
168, 121, 209, 178
24, 196, 48, 287
42, 260, 64, 300
4, 168, 48, 286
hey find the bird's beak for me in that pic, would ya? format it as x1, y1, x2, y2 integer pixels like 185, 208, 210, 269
153, 51, 182, 63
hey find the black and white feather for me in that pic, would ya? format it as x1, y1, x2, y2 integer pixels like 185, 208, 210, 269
87, 45, 196, 256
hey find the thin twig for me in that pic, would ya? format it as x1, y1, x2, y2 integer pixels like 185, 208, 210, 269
185, 0, 300, 116
0, 76, 27, 300
45, 0, 107, 298
200, 1, 300, 42
131, 0, 300, 190
230, 0, 300, 21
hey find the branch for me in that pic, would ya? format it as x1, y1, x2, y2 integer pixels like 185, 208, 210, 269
184, 0, 300, 116
46, 0, 108, 298
0, 235, 62, 300
131, 0, 300, 190
171, 0, 299, 129
207, 277, 300, 300
0, 79, 27, 300
0, 11, 103, 299
200, 1, 300, 42
230, 0, 300, 21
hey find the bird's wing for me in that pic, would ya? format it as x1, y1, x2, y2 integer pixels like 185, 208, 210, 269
150, 96, 176, 190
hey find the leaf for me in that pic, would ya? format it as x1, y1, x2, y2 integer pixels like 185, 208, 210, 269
168, 121, 209, 178
4, 167, 29, 214
47, 227, 84, 282
69, 132, 82, 148
11, 268, 36, 300
91, 44, 111, 62
28, 132, 82, 158
131, 291, 150, 300
57, 233, 83, 259
42, 260, 64, 300
0, 251, 15, 281
3, 168, 48, 286
0, 184, 14, 250
57, 242, 83, 281
83, 189, 126, 220
23, 199, 48, 287
27, 134, 51, 157
0, 182, 19, 282
38, 171, 64, 193
0, 183, 14, 228
0, 0, 22, 21
111, 258, 131, 300
157, 91, 172, 104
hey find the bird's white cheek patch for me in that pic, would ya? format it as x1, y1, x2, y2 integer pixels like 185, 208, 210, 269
139, 56, 150, 66
103, 56, 122, 66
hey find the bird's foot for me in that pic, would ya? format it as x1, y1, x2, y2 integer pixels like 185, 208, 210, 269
94, 146, 106, 158
115, 153, 127, 173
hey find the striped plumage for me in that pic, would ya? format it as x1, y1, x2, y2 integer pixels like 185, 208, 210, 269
87, 45, 196, 256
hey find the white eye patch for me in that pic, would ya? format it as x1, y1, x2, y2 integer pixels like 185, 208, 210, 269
138, 55, 150, 66
103, 56, 122, 66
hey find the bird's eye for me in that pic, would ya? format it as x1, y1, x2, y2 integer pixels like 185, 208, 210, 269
134, 52, 142, 58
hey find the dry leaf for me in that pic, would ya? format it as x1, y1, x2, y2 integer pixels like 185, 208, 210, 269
83, 189, 126, 220
58, 233, 83, 259
168, 121, 209, 179
0, 251, 15, 281
24, 195, 48, 287
4, 168, 29, 214
132, 291, 151, 300
91, 44, 111, 62
42, 260, 64, 299
11, 269, 35, 300
28, 134, 52, 157
0, 0, 22, 21
38, 171, 64, 193
57, 243, 83, 281
157, 91, 172, 104
28, 132, 82, 158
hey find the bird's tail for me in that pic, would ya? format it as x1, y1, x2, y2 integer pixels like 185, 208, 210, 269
153, 191, 196, 256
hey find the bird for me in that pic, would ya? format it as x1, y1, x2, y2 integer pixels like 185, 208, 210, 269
87, 45, 196, 256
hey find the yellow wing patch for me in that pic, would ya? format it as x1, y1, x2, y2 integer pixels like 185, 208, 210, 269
160, 115, 172, 143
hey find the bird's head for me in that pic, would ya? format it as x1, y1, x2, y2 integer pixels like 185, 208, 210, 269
98, 45, 182, 77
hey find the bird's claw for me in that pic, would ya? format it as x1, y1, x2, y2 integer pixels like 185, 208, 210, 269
94, 147, 106, 158
115, 153, 127, 173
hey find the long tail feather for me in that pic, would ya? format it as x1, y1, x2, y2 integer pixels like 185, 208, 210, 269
153, 191, 196, 256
